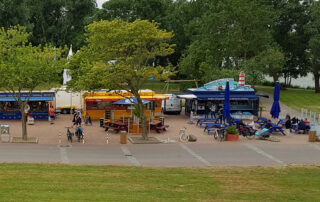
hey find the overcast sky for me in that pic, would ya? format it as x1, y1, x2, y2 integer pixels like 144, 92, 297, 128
96, 0, 107, 8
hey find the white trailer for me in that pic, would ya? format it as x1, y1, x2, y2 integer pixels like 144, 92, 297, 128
161, 94, 182, 114
54, 87, 82, 114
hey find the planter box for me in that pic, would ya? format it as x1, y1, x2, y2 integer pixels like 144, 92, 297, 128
226, 134, 239, 141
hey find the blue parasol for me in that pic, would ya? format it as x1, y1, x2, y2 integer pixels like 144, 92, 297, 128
270, 82, 281, 119
112, 97, 150, 105
223, 81, 231, 120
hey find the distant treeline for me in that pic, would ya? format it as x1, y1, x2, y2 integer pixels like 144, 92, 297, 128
1, 0, 320, 92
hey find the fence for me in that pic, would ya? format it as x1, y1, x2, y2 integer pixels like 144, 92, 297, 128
301, 108, 320, 135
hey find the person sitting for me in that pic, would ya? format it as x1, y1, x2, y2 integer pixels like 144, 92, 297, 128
265, 120, 273, 129
304, 118, 311, 131
75, 126, 83, 142
298, 119, 307, 134
291, 117, 298, 125
285, 115, 292, 129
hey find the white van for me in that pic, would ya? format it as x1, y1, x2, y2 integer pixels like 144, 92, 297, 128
162, 94, 182, 114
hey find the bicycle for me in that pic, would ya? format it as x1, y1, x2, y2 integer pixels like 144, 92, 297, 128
179, 127, 189, 142
65, 126, 74, 143
213, 127, 226, 142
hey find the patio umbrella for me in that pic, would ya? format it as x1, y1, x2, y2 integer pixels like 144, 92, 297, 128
270, 82, 281, 119
223, 81, 231, 120
112, 97, 150, 105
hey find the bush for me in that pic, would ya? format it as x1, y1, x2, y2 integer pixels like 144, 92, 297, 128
226, 126, 238, 135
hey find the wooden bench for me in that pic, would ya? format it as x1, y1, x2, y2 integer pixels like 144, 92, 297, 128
155, 125, 169, 133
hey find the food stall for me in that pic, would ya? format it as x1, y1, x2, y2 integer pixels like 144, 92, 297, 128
83, 90, 169, 120
0, 92, 55, 120
178, 79, 259, 119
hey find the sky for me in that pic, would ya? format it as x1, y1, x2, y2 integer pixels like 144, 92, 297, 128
96, 0, 108, 8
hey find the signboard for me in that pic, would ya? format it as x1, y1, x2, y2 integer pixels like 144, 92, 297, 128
1, 124, 9, 135
0, 92, 55, 98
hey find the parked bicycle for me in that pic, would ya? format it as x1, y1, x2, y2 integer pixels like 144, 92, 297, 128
66, 127, 74, 143
213, 127, 226, 142
179, 127, 189, 142
238, 126, 256, 139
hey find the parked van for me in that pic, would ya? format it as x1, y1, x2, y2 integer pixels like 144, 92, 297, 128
161, 94, 182, 114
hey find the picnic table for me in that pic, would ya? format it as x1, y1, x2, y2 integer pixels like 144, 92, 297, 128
197, 118, 219, 127
204, 123, 226, 135
150, 121, 168, 133
105, 121, 128, 133
254, 117, 268, 128
269, 123, 286, 135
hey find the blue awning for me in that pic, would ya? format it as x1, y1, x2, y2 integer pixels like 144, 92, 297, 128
0, 97, 53, 102
196, 94, 259, 101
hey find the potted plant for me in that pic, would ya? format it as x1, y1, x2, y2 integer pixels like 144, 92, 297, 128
225, 125, 239, 141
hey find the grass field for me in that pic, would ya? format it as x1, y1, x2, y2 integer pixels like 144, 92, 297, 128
0, 164, 319, 201
142, 81, 198, 94
256, 86, 320, 114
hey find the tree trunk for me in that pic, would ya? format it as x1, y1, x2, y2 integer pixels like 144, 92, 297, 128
20, 103, 27, 140
314, 72, 320, 93
273, 75, 279, 83
132, 91, 148, 140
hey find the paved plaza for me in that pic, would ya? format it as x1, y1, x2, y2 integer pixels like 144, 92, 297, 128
0, 142, 319, 166
0, 113, 319, 167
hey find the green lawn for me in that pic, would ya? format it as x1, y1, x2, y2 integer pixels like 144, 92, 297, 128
0, 164, 319, 201
256, 86, 320, 114
142, 81, 198, 94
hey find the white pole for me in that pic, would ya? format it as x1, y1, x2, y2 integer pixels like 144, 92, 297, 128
70, 91, 72, 115
106, 132, 109, 144
82, 133, 85, 144
128, 118, 130, 135
58, 132, 61, 145
137, 118, 139, 135
149, 112, 151, 135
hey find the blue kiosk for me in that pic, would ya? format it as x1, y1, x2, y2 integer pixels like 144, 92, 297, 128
178, 79, 259, 119
0, 92, 55, 120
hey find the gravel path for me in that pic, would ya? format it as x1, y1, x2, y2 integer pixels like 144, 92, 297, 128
258, 91, 301, 119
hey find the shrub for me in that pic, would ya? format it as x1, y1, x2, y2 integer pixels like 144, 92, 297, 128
226, 125, 238, 135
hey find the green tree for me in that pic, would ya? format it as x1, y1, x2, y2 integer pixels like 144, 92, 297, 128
179, 0, 275, 82
306, 1, 320, 93
0, 0, 31, 29
254, 47, 285, 83
0, 26, 65, 140
68, 19, 175, 139
26, 0, 96, 50
270, 0, 310, 86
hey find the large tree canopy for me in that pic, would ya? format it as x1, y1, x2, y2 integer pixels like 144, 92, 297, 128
0, 26, 66, 139
68, 19, 175, 139
179, 0, 275, 82
306, 1, 320, 93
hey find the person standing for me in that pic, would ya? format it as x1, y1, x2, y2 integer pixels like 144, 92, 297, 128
210, 104, 216, 118
49, 106, 55, 124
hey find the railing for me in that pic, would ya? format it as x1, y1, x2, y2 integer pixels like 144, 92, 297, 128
301, 108, 318, 124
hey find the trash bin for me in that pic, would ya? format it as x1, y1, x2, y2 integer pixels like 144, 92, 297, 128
159, 116, 165, 126
309, 131, 317, 142
120, 130, 127, 144
100, 118, 105, 127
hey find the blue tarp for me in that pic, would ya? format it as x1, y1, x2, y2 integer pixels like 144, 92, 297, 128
0, 97, 53, 102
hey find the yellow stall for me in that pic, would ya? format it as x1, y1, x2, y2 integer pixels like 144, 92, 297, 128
83, 90, 168, 121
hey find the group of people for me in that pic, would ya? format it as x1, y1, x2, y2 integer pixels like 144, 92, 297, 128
72, 110, 82, 126
263, 114, 311, 134
67, 126, 84, 143
283, 115, 311, 133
